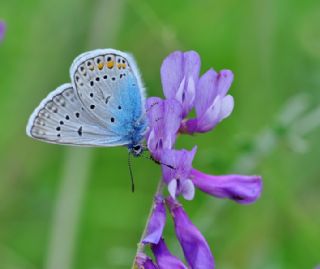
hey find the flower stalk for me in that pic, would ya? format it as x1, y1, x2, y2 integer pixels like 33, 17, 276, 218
132, 179, 165, 269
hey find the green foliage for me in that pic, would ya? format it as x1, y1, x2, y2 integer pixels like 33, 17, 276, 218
0, 0, 319, 268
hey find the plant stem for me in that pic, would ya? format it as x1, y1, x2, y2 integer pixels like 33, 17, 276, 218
131, 179, 165, 268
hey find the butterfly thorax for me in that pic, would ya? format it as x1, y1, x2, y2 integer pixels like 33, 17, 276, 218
127, 117, 147, 157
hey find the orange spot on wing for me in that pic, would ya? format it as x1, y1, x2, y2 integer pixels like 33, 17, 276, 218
107, 61, 114, 69
98, 63, 104, 70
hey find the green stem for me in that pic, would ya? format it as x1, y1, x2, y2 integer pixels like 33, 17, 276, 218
131, 179, 165, 268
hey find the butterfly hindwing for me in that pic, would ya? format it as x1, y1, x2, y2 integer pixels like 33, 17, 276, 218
26, 83, 128, 146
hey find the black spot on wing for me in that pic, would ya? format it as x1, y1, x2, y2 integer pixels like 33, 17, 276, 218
78, 126, 83, 136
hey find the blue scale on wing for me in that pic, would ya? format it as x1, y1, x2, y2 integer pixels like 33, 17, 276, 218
108, 74, 143, 135
72, 53, 144, 142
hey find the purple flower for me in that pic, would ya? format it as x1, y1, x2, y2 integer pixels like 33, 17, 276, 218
146, 97, 182, 160
151, 238, 188, 269
135, 50, 263, 268
180, 69, 234, 134
161, 51, 200, 117
191, 169, 262, 204
161, 147, 197, 200
160, 146, 262, 203
143, 195, 166, 244
0, 21, 6, 42
135, 253, 158, 269
166, 197, 214, 269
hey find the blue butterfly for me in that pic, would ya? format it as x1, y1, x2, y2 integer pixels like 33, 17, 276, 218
26, 49, 148, 157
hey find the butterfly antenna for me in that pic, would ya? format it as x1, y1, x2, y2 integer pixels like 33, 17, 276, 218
128, 152, 135, 192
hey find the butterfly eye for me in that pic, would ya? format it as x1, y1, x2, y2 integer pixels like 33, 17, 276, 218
133, 145, 141, 151
131, 145, 143, 157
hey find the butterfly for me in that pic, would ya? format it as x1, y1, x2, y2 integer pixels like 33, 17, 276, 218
26, 49, 148, 157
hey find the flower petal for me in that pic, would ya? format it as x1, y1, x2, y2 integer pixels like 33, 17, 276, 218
166, 197, 215, 269
146, 97, 164, 127
161, 147, 197, 185
146, 98, 182, 159
191, 169, 263, 204
161, 51, 200, 117
161, 51, 184, 99
196, 69, 234, 115
143, 196, 166, 245
181, 68, 234, 134
196, 95, 222, 132
182, 94, 234, 134
181, 179, 195, 200
168, 179, 178, 199
194, 69, 219, 116
151, 238, 188, 269
215, 70, 234, 96
219, 95, 234, 120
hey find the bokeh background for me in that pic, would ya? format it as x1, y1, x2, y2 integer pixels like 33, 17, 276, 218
1, 0, 320, 268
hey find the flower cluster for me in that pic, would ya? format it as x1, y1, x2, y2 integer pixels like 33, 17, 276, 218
135, 51, 263, 269
0, 21, 6, 42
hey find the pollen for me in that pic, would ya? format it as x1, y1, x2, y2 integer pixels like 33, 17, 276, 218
107, 61, 114, 69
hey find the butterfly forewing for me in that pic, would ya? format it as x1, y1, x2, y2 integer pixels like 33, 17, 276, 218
70, 49, 146, 138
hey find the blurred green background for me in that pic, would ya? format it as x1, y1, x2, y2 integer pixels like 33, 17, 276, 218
1, 0, 320, 268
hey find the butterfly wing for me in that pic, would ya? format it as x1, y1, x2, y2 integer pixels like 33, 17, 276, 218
26, 83, 129, 146
70, 49, 147, 143
27, 49, 147, 147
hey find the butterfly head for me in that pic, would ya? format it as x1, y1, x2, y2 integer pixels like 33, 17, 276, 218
129, 144, 144, 157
